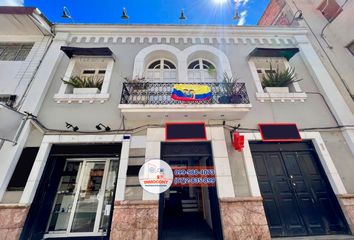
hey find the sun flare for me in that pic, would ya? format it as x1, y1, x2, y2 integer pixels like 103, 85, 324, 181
213, 0, 228, 5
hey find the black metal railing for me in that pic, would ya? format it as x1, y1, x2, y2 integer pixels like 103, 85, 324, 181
120, 82, 250, 105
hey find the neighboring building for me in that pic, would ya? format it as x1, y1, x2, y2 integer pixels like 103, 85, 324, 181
258, 0, 354, 114
0, 7, 53, 151
1, 6, 354, 240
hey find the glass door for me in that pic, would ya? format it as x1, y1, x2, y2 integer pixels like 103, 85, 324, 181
45, 159, 118, 238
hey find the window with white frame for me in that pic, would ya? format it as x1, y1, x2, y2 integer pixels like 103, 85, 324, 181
145, 59, 177, 82
44, 159, 118, 238
188, 59, 217, 82
0, 43, 33, 61
249, 57, 306, 102
54, 57, 114, 103
80, 69, 106, 83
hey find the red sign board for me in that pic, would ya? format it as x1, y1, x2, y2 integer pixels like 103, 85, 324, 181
165, 122, 207, 141
259, 123, 302, 142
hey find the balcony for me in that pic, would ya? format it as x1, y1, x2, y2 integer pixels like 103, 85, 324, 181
118, 82, 252, 120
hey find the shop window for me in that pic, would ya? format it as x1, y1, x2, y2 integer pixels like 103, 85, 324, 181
188, 59, 217, 82
2, 147, 39, 203
145, 59, 177, 82
45, 159, 118, 238
0, 43, 33, 61
317, 0, 342, 22
54, 57, 114, 103
248, 57, 307, 102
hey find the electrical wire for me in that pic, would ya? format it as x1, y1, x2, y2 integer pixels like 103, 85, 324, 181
291, 0, 354, 100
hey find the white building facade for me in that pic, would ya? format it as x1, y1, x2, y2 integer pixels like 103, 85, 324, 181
1, 9, 354, 240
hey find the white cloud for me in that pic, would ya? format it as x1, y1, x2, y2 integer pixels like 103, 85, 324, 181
0, 0, 24, 6
235, 0, 249, 6
237, 10, 247, 26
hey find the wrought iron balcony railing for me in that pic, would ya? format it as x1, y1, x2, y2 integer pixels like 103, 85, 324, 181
120, 82, 250, 105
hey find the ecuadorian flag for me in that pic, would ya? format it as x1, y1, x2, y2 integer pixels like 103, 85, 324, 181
171, 84, 212, 101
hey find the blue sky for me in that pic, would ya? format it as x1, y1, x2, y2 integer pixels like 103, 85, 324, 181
0, 0, 269, 25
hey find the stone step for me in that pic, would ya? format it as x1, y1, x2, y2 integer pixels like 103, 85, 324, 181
274, 235, 354, 240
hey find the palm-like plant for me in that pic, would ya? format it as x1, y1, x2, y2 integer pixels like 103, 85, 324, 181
222, 72, 240, 97
62, 75, 103, 90
262, 63, 301, 88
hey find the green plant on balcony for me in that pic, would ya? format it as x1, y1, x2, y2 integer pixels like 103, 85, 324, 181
219, 72, 242, 104
62, 75, 103, 90
207, 65, 216, 78
124, 76, 148, 91
262, 63, 301, 89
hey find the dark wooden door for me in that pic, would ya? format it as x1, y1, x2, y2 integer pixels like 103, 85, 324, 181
250, 142, 349, 237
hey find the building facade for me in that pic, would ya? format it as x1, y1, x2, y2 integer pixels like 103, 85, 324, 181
1, 6, 354, 240
259, 0, 354, 113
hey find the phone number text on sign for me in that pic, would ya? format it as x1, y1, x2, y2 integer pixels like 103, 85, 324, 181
172, 166, 216, 187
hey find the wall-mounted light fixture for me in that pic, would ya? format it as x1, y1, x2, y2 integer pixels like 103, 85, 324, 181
96, 123, 111, 131
121, 7, 129, 20
61, 6, 74, 23
65, 122, 79, 131
179, 9, 186, 22
290, 10, 303, 25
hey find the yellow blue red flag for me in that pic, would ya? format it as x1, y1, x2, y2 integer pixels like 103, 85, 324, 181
171, 84, 212, 101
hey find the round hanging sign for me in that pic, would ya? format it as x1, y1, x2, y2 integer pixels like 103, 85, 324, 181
138, 159, 174, 194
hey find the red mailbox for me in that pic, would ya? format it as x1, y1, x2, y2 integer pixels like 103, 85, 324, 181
232, 132, 244, 152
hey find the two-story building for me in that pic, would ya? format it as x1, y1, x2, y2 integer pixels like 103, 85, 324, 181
1, 6, 354, 240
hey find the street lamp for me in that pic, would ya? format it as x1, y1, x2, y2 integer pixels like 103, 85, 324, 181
289, 10, 303, 25
61, 6, 74, 23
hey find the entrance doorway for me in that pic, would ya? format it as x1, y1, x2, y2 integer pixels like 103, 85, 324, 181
159, 142, 223, 240
250, 142, 349, 237
20, 144, 121, 240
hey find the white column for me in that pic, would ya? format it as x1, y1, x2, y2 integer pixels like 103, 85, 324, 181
0, 121, 31, 201
178, 60, 188, 82
295, 35, 354, 155
57, 58, 76, 95
242, 133, 262, 197
248, 60, 264, 93
210, 127, 236, 198
20, 142, 52, 204
142, 128, 164, 200
115, 139, 131, 201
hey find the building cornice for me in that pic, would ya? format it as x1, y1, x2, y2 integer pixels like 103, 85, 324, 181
53, 24, 308, 45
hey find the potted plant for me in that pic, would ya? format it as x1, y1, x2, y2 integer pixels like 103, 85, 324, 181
62, 75, 103, 94
262, 64, 301, 93
124, 76, 148, 91
218, 72, 242, 104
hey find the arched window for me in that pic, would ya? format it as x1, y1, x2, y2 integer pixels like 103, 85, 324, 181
146, 59, 177, 82
188, 59, 216, 82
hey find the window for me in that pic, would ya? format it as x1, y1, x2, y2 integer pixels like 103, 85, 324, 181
45, 159, 118, 237
146, 59, 177, 82
188, 59, 216, 82
0, 43, 33, 61
348, 42, 354, 56
80, 69, 106, 82
54, 57, 114, 103
249, 57, 307, 102
317, 0, 342, 22
7, 147, 39, 191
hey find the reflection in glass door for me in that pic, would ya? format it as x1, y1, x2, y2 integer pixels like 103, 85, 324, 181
45, 159, 118, 238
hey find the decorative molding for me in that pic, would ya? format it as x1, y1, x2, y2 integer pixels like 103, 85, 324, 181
256, 92, 307, 102
53, 93, 110, 104
63, 25, 303, 46
69, 36, 299, 46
